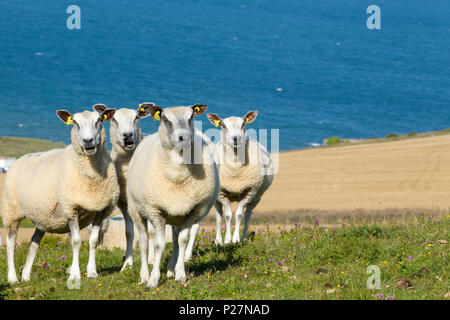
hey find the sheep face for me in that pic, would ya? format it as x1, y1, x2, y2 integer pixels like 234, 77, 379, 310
57, 108, 115, 156
93, 103, 154, 152
111, 109, 142, 151
150, 104, 208, 151
207, 111, 258, 148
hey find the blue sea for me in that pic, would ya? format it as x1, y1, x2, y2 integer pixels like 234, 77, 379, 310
0, 0, 449, 151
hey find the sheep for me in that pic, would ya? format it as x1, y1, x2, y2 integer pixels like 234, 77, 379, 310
127, 104, 220, 288
1, 106, 120, 284
207, 111, 274, 244
92, 103, 154, 271
146, 131, 217, 265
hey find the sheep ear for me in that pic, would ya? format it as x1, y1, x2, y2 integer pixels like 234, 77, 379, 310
243, 110, 258, 125
92, 104, 108, 114
192, 104, 208, 116
207, 113, 222, 128
101, 109, 116, 121
138, 102, 156, 119
56, 110, 74, 125
150, 106, 163, 121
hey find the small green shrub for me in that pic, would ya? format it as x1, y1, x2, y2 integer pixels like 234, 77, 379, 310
386, 133, 399, 138
326, 136, 341, 145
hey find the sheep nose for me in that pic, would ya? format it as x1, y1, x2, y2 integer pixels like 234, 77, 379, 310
83, 138, 94, 145
179, 136, 184, 142
123, 132, 133, 139
233, 137, 238, 144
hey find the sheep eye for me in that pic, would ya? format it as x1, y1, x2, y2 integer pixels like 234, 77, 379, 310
162, 116, 168, 122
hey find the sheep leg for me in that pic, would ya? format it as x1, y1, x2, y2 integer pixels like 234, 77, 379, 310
232, 200, 247, 243
241, 199, 259, 242
68, 217, 82, 283
147, 220, 156, 265
241, 207, 253, 242
167, 225, 179, 278
184, 222, 199, 261
136, 217, 149, 284
223, 200, 233, 244
86, 212, 108, 278
21, 228, 45, 281
214, 203, 224, 245
6, 221, 20, 284
120, 203, 134, 271
148, 217, 166, 288
174, 223, 191, 282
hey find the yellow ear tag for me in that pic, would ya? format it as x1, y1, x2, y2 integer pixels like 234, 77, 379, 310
214, 120, 220, 127
103, 114, 108, 120
245, 117, 249, 123
140, 107, 145, 112
66, 116, 73, 125
154, 111, 161, 121
194, 106, 200, 113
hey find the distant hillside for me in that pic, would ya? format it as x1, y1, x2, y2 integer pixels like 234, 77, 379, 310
0, 137, 66, 158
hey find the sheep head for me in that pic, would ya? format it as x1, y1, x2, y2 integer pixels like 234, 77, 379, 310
57, 106, 115, 156
147, 104, 208, 151
93, 103, 155, 152
207, 110, 258, 149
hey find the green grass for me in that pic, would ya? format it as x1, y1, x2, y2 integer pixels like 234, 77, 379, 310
0, 137, 65, 158
0, 214, 448, 300
320, 128, 450, 150
386, 133, 399, 138
325, 136, 342, 145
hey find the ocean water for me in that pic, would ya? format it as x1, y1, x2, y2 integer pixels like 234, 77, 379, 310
0, 0, 449, 151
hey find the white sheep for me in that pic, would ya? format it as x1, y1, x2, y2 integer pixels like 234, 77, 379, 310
92, 103, 154, 271
127, 104, 220, 288
147, 130, 216, 265
1, 106, 120, 284
207, 111, 274, 244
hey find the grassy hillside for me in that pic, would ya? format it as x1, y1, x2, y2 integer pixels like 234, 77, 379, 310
0, 137, 65, 158
0, 214, 448, 300
322, 128, 450, 148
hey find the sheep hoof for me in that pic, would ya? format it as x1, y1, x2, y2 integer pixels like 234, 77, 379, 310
8, 276, 19, 284
120, 259, 133, 272
139, 272, 149, 285
167, 270, 175, 278
175, 270, 186, 282
147, 277, 159, 288
184, 253, 192, 262
214, 238, 223, 245
21, 275, 30, 282
68, 274, 81, 282
87, 271, 98, 278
